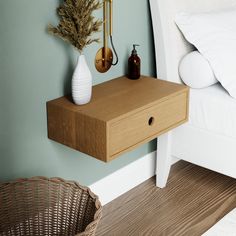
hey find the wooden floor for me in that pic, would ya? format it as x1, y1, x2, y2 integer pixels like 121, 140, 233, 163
96, 161, 236, 236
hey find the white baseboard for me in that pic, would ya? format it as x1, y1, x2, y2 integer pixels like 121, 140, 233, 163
89, 151, 179, 205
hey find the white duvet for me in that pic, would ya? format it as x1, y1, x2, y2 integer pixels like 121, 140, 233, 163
189, 83, 236, 139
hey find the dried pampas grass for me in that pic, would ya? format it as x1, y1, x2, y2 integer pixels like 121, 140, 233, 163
48, 0, 102, 53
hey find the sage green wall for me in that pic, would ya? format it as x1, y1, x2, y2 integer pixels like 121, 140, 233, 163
0, 0, 156, 185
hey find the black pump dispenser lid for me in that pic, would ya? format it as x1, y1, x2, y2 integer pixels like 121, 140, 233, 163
132, 44, 139, 55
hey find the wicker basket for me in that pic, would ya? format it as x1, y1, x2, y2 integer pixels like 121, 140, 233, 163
0, 177, 102, 236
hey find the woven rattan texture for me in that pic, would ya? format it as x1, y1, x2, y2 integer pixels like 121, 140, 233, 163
0, 177, 102, 236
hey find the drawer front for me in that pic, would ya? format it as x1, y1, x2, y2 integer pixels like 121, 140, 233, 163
109, 92, 188, 157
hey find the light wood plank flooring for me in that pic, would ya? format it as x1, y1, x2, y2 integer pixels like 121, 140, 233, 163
96, 161, 236, 236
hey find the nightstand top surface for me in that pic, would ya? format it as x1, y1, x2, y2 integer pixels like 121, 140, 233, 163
49, 76, 188, 122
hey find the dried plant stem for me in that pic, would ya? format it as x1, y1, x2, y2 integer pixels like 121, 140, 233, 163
48, 0, 102, 53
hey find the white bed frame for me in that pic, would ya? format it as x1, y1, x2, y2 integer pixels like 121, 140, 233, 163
149, 0, 236, 188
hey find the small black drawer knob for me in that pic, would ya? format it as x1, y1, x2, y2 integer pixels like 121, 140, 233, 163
148, 117, 155, 126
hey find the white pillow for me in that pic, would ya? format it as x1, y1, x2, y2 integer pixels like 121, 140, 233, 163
179, 51, 218, 88
175, 9, 236, 98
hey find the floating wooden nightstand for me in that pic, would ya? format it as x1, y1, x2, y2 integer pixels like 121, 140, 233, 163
47, 76, 189, 162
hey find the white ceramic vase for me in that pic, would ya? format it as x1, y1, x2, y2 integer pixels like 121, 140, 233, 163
72, 54, 92, 105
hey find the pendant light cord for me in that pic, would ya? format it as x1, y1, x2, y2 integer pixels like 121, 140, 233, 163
110, 35, 119, 66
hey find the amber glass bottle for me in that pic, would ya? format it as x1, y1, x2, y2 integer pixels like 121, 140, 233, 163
128, 44, 141, 80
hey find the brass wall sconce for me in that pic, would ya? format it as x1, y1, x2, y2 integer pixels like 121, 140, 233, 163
95, 0, 118, 73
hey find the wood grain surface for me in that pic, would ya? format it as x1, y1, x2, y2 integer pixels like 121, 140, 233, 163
48, 76, 188, 121
96, 161, 236, 235
47, 76, 189, 162
109, 92, 188, 157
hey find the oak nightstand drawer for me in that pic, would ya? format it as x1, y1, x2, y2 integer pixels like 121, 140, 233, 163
109, 92, 188, 157
47, 76, 189, 162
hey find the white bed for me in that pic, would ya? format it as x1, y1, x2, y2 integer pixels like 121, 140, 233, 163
189, 84, 236, 139
149, 0, 236, 187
